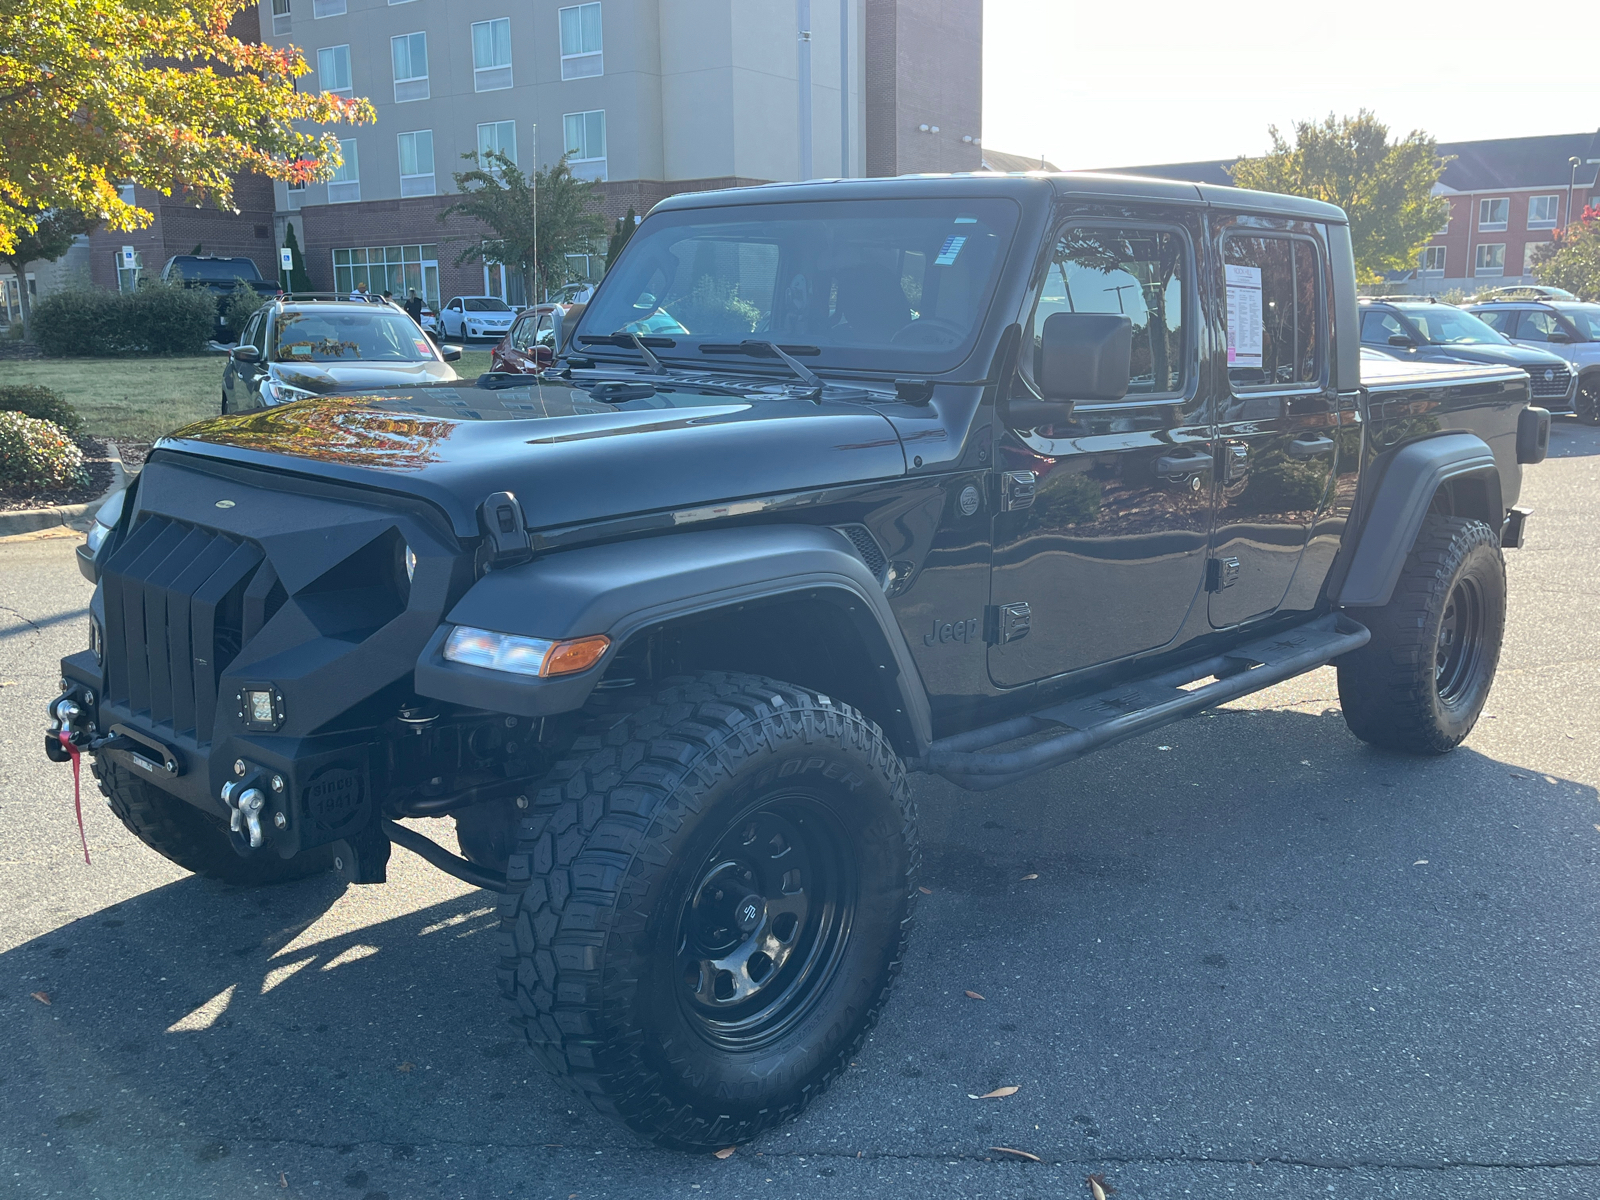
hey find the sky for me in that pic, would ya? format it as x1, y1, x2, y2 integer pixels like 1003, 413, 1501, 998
982, 0, 1600, 172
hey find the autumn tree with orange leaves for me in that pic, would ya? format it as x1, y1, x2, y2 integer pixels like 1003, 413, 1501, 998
0, 0, 374, 254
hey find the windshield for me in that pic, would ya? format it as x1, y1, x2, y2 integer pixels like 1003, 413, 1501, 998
1395, 306, 1507, 345
173, 259, 261, 283
464, 298, 511, 312
576, 198, 1020, 369
1558, 305, 1600, 340
272, 310, 437, 363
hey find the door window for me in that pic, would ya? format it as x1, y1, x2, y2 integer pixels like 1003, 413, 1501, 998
1360, 309, 1407, 344
1224, 235, 1322, 389
1025, 225, 1187, 398
510, 314, 538, 351
1473, 308, 1516, 334
1514, 310, 1565, 342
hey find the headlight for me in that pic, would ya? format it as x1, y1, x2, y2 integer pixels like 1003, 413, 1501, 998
262, 378, 316, 405
85, 487, 127, 555
442, 625, 610, 677
404, 546, 417, 581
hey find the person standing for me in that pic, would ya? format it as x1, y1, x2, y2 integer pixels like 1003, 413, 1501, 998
403, 288, 424, 325
350, 281, 370, 302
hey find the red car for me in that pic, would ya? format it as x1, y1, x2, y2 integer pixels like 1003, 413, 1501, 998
489, 305, 564, 374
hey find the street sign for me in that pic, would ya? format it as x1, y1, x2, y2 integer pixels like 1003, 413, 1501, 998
280, 247, 294, 271
120, 246, 136, 267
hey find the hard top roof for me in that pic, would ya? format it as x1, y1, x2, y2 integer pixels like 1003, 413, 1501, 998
651, 172, 1347, 224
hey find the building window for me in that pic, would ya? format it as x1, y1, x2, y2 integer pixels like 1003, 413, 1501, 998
1474, 243, 1505, 277
472, 19, 513, 91
334, 244, 440, 307
391, 32, 429, 102
271, 0, 291, 34
1527, 194, 1560, 229
559, 3, 603, 79
1478, 197, 1509, 232
397, 130, 435, 197
563, 109, 606, 179
477, 121, 517, 165
312, 0, 344, 17
117, 182, 136, 207
1438, 204, 1452, 234
1419, 246, 1446, 276
1524, 242, 1547, 275
287, 180, 307, 210
328, 138, 360, 204
317, 45, 352, 97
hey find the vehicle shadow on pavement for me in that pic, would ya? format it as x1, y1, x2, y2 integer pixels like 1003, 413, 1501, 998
1546, 418, 1600, 457
4, 706, 1599, 1198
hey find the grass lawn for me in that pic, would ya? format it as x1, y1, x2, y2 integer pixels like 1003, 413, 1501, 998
5, 349, 498, 442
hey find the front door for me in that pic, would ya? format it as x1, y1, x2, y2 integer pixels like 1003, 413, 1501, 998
988, 215, 1215, 688
1208, 219, 1340, 627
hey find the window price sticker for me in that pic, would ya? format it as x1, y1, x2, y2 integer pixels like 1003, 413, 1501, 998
1225, 264, 1262, 368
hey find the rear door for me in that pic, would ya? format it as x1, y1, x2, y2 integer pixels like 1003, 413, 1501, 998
1208, 217, 1341, 628
988, 211, 1216, 687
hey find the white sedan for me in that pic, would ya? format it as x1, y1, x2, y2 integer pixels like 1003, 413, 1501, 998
440, 296, 517, 341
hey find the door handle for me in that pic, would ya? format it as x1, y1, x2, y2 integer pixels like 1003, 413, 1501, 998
1154, 450, 1213, 476
1287, 434, 1335, 459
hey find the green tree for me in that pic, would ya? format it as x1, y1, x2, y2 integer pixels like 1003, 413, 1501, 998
281, 223, 312, 294
1229, 111, 1450, 285
1530, 205, 1600, 300
439, 151, 606, 302
0, 208, 94, 334
605, 207, 638, 273
0, 0, 374, 255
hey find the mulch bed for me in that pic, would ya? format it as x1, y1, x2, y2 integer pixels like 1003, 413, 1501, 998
0, 438, 115, 512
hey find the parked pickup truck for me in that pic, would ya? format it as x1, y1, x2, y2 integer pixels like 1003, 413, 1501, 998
50, 173, 1550, 1151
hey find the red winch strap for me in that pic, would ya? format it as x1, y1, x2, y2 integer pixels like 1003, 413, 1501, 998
58, 732, 90, 865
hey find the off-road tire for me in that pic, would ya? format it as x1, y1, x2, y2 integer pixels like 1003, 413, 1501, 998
1576, 377, 1600, 426
496, 672, 918, 1150
1338, 515, 1506, 754
95, 757, 334, 885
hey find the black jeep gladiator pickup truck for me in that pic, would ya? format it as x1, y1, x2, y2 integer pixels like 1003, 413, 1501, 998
49, 173, 1550, 1149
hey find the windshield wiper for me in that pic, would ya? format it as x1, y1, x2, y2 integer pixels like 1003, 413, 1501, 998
698, 340, 824, 397
577, 332, 676, 377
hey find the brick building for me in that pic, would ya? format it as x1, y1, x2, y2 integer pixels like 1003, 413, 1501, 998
1105, 131, 1600, 294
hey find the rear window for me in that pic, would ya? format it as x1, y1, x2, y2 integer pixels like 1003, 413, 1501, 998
171, 258, 262, 283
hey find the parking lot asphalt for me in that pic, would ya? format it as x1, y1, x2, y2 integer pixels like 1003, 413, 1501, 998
1, 421, 1598, 1200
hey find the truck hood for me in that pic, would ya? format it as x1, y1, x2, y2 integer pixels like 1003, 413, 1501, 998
1422, 343, 1570, 370
157, 377, 908, 537
269, 359, 459, 394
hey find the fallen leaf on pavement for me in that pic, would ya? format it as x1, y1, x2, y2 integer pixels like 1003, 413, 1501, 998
1020, 873, 1038, 881
279, 1172, 288, 1188
30, 992, 50, 1005
918, 887, 933, 895
397, 1062, 415, 1072
969, 1086, 1019, 1099
1087, 1172, 1117, 1198
1510, 772, 1528, 779
1413, 860, 1429, 866
989, 1146, 1041, 1162
714, 1147, 736, 1159
964, 990, 985, 1000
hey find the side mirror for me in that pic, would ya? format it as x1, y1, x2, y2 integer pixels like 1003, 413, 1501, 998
534, 345, 554, 366
441, 345, 463, 362
1388, 334, 1416, 347
230, 345, 260, 363
1038, 312, 1132, 403
1547, 332, 1571, 343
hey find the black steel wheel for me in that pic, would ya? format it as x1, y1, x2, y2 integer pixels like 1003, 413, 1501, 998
1576, 378, 1600, 426
496, 672, 917, 1150
1339, 515, 1505, 754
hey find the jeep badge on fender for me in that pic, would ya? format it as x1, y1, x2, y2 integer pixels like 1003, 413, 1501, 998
52, 170, 1545, 1153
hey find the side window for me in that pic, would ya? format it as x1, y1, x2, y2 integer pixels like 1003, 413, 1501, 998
1361, 310, 1405, 344
1474, 308, 1515, 334
251, 311, 270, 354
511, 315, 537, 351
1025, 225, 1187, 398
1515, 310, 1560, 342
1224, 235, 1322, 389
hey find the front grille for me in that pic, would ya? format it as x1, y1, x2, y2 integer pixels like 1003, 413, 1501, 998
1530, 366, 1571, 399
100, 516, 280, 745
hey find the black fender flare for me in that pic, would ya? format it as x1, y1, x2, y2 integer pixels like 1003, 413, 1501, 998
1337, 432, 1502, 609
413, 525, 934, 753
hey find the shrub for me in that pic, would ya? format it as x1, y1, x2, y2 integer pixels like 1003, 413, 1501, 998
30, 279, 216, 357
222, 278, 270, 340
0, 411, 87, 493
0, 384, 84, 439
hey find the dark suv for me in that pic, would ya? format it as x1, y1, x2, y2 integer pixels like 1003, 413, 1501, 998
55, 173, 1548, 1152
1358, 297, 1575, 411
160, 255, 282, 340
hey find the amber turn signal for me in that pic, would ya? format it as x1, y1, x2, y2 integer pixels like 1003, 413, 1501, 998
543, 634, 611, 676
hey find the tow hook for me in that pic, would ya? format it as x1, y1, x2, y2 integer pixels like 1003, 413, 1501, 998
45, 688, 90, 763
220, 780, 269, 851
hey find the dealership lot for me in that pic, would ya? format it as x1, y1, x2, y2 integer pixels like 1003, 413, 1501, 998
1, 420, 1597, 1200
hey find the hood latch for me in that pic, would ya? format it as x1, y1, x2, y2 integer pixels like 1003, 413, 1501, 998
478, 491, 537, 569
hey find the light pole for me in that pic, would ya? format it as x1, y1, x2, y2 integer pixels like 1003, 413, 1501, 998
839, 0, 849, 177
797, 0, 813, 181
1568, 156, 1581, 232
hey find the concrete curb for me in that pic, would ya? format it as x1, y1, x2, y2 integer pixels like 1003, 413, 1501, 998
0, 443, 129, 538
